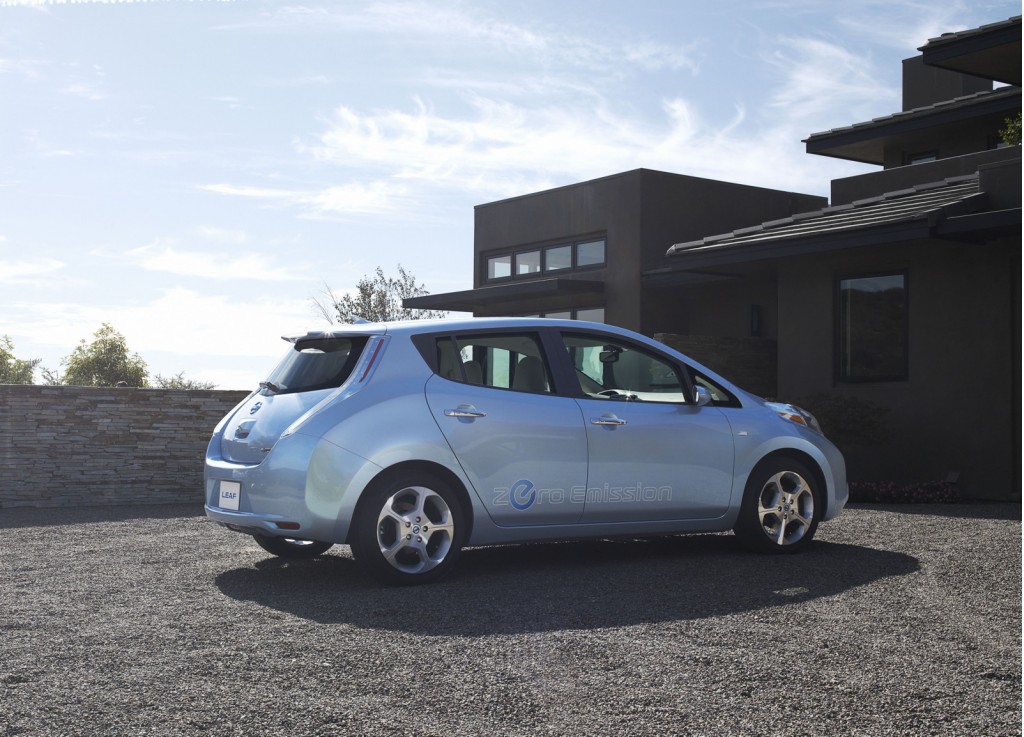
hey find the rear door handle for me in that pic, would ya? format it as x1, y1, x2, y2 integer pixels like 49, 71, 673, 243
591, 415, 626, 426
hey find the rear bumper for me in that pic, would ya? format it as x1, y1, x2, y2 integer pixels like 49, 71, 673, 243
204, 431, 382, 545
204, 505, 300, 537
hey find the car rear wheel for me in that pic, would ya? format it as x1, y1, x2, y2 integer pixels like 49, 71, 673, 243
253, 534, 333, 559
350, 471, 465, 585
734, 458, 821, 553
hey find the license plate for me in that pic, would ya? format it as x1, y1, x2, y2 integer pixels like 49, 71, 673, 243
219, 481, 241, 511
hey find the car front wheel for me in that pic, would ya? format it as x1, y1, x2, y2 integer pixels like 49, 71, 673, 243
350, 472, 465, 585
253, 534, 334, 559
734, 458, 821, 553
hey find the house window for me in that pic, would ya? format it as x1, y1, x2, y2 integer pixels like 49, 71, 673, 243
576, 239, 605, 268
544, 245, 572, 272
837, 273, 908, 381
522, 307, 604, 322
515, 250, 541, 276
574, 307, 605, 323
906, 151, 938, 165
484, 237, 606, 282
487, 255, 511, 280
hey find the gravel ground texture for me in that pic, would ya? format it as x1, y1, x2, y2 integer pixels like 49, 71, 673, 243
0, 502, 1020, 737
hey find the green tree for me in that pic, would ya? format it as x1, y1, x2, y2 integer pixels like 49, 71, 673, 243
315, 265, 447, 324
61, 324, 149, 387
0, 335, 40, 384
999, 112, 1021, 146
153, 372, 216, 390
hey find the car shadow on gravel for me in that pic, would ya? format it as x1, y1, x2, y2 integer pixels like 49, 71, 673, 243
215, 535, 919, 635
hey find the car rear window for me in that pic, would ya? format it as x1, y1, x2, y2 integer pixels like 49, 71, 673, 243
262, 336, 367, 394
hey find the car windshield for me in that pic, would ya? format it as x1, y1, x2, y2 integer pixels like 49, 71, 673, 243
262, 336, 366, 395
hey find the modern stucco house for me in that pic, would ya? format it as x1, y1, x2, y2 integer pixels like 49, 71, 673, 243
408, 16, 1022, 499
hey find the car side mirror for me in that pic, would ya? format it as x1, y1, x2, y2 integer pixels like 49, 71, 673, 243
694, 385, 713, 407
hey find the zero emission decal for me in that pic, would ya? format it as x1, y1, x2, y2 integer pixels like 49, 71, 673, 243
493, 479, 672, 510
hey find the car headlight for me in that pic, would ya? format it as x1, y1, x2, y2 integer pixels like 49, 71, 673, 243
766, 402, 823, 434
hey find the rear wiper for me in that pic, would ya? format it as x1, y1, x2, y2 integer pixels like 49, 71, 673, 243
259, 381, 281, 394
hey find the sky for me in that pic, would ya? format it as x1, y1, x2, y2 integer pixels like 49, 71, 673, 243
1, 0, 1019, 389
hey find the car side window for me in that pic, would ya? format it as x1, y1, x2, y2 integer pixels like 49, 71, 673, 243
562, 333, 688, 403
436, 334, 553, 394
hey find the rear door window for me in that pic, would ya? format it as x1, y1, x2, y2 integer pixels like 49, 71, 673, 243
436, 333, 552, 394
263, 336, 367, 394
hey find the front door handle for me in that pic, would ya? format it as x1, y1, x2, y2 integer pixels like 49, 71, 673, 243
444, 406, 487, 419
591, 415, 626, 426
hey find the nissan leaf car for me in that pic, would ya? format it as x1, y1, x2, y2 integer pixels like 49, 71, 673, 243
204, 317, 847, 584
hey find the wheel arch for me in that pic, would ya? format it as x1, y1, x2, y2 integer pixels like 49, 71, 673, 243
747, 449, 830, 519
347, 460, 475, 544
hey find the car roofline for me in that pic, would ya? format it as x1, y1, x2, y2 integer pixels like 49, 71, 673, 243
281, 316, 618, 342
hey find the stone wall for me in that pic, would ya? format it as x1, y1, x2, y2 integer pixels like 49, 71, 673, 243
655, 333, 778, 399
0, 385, 250, 508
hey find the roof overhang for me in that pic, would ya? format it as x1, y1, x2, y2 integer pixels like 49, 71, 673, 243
919, 16, 1022, 86
803, 86, 1021, 164
656, 219, 937, 274
403, 278, 605, 313
656, 176, 1021, 278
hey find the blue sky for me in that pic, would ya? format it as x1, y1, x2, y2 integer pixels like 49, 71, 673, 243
1, 0, 1018, 389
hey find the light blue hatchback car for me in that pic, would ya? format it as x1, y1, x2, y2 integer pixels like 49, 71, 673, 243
205, 317, 847, 584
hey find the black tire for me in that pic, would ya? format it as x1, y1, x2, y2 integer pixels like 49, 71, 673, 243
734, 457, 821, 553
253, 534, 334, 559
349, 471, 466, 585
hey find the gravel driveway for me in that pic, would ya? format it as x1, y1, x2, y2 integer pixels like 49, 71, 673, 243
1, 502, 1020, 737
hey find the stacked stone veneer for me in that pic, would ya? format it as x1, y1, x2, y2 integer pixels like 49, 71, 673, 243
0, 385, 249, 508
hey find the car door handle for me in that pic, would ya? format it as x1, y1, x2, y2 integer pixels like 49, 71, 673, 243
591, 415, 626, 426
444, 407, 487, 419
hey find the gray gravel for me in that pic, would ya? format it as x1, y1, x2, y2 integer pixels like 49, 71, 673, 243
1, 503, 1020, 737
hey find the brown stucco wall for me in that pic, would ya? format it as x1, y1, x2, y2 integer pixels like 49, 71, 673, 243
656, 333, 778, 400
0, 386, 249, 508
775, 236, 1020, 500
471, 168, 825, 332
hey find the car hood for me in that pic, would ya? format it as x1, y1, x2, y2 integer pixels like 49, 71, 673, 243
219, 389, 332, 464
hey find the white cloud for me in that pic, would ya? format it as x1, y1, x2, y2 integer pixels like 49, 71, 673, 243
61, 82, 107, 101
197, 226, 249, 245
764, 36, 898, 131
6, 286, 321, 363
198, 179, 415, 218
294, 93, 858, 200
1, 0, 194, 5
834, 0, 975, 51
0, 256, 64, 283
204, 90, 849, 221
221, 1, 701, 76
125, 238, 309, 281
23, 129, 76, 158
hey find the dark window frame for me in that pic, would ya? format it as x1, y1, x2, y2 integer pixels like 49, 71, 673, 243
904, 150, 939, 165
835, 271, 909, 383
518, 306, 606, 322
483, 236, 606, 283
